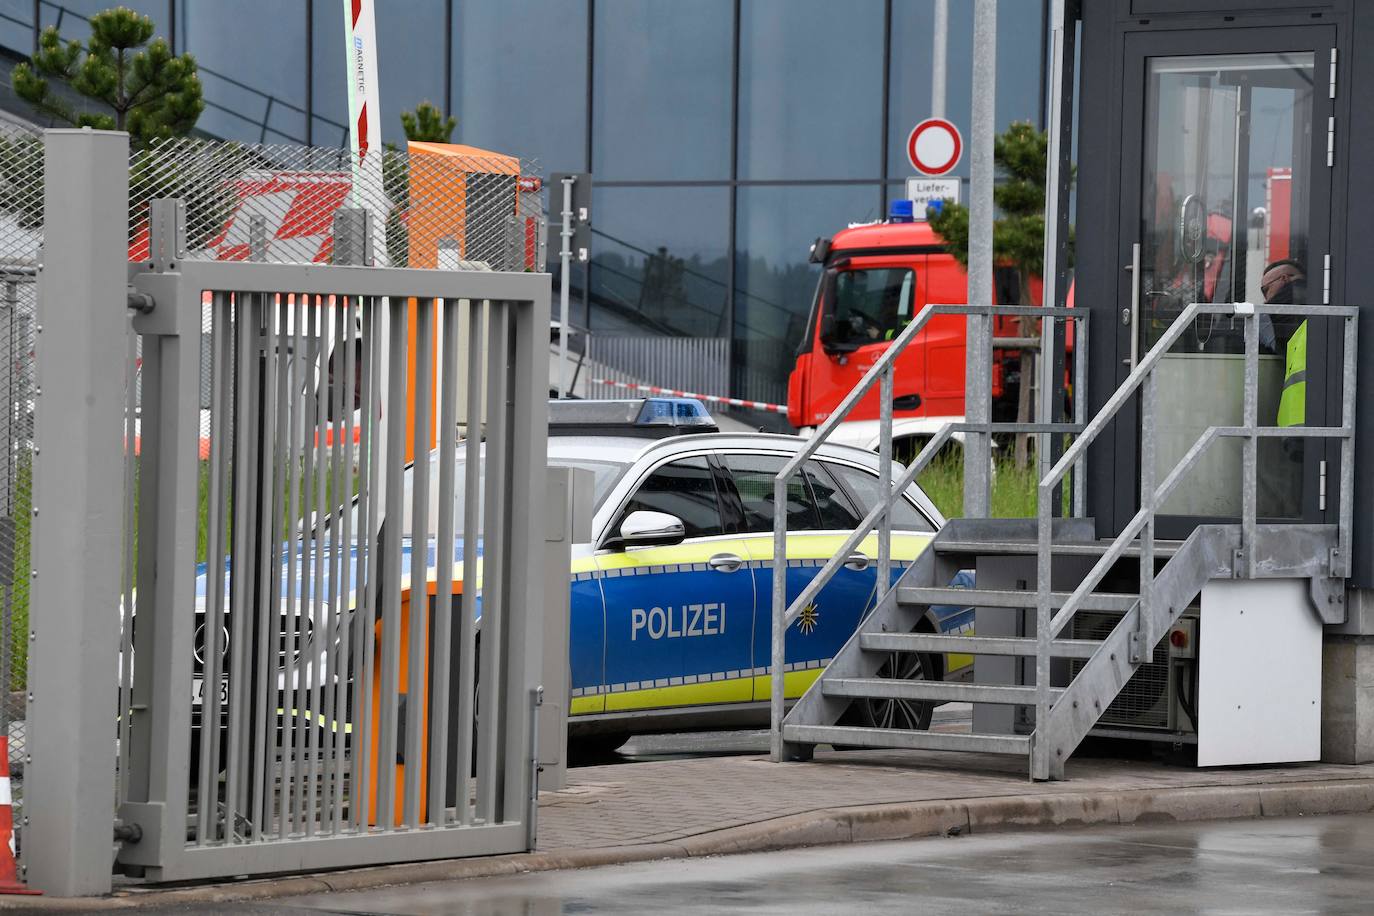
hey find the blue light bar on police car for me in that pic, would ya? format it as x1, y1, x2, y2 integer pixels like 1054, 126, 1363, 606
548, 397, 718, 437
635, 397, 715, 427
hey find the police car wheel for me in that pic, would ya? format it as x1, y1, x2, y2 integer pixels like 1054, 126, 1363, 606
846, 647, 936, 734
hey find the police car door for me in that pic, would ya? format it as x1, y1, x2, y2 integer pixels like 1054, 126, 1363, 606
596, 455, 755, 713
719, 454, 878, 702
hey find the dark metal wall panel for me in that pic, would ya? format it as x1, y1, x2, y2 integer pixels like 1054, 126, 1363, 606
1074, 0, 1130, 540
1132, 0, 1328, 14
1339, 2, 1373, 586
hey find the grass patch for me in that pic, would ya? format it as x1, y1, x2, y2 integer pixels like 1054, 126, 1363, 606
916, 451, 1047, 520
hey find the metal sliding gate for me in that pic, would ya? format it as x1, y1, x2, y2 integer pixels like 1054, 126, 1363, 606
25, 129, 553, 891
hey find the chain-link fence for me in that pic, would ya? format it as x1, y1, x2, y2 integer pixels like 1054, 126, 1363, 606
0, 127, 544, 810
128, 137, 544, 272
0, 123, 40, 787
121, 137, 544, 480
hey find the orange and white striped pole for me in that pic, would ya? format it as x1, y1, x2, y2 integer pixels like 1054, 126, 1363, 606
0, 737, 39, 895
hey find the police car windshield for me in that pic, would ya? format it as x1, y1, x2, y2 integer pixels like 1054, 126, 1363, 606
394, 450, 627, 535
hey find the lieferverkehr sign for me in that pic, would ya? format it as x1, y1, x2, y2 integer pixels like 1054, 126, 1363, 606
905, 177, 961, 219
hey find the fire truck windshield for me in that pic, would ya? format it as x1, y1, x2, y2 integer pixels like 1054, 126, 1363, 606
828, 267, 915, 345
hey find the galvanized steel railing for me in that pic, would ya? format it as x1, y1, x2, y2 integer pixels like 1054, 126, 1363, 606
769, 302, 1087, 761
1030, 300, 1358, 779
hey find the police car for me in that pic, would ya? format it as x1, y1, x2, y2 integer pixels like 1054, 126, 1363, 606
187, 397, 965, 765
508, 398, 962, 749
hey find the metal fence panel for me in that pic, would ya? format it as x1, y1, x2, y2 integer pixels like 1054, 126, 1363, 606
0, 122, 40, 816
24, 128, 552, 891
112, 251, 550, 883
5, 128, 544, 809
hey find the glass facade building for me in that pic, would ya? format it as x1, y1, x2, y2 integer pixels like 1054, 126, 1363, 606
0, 0, 1049, 413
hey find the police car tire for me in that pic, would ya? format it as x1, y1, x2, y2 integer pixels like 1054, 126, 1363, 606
836, 629, 940, 741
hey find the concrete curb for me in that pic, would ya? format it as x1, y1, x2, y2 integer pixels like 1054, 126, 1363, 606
10, 778, 1374, 910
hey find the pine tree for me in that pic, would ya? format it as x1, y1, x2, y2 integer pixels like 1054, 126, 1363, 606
927, 121, 1073, 469
11, 7, 203, 143
400, 101, 457, 144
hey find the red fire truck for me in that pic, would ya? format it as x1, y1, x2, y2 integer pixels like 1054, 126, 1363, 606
786, 216, 1054, 454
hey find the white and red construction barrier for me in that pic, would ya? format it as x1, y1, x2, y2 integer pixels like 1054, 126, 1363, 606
0, 736, 38, 895
590, 378, 788, 415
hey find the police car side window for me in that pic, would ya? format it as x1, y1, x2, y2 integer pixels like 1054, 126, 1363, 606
724, 454, 821, 533
805, 462, 866, 530
826, 462, 934, 532
613, 456, 723, 540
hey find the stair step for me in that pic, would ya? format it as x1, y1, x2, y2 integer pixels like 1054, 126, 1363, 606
859, 632, 1100, 660
899, 586, 1139, 612
822, 677, 1061, 705
783, 723, 1031, 756
934, 539, 1182, 560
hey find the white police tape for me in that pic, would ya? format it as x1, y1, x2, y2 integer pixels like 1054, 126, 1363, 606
591, 378, 788, 414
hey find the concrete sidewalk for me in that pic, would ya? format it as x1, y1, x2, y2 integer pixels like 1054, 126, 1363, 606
537, 748, 1374, 852
13, 749, 1374, 909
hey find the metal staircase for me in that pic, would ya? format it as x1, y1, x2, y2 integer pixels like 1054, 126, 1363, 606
770, 300, 1358, 780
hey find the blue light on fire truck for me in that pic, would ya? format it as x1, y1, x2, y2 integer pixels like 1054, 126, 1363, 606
889, 199, 915, 223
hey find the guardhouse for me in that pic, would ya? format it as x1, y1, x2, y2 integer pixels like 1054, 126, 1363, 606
776, 0, 1374, 776
1074, 0, 1374, 765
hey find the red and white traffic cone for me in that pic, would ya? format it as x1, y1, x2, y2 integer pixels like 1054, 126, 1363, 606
0, 736, 39, 895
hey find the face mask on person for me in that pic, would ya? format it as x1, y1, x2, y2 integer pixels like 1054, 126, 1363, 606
1266, 277, 1305, 305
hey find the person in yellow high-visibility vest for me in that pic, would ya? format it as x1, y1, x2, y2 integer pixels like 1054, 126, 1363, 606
1261, 259, 1307, 429
1264, 259, 1308, 453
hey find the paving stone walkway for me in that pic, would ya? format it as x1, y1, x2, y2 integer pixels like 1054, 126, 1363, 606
536, 748, 1374, 851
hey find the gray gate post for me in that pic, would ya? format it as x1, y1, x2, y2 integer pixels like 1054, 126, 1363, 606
538, 466, 593, 793
26, 128, 129, 896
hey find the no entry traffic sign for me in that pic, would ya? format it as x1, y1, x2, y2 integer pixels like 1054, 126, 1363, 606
907, 118, 962, 176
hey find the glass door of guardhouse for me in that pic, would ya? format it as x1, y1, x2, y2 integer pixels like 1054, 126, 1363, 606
1117, 27, 1334, 534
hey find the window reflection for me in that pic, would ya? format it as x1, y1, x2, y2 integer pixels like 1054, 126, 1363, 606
452, 0, 587, 170
178, 0, 307, 144
309, 2, 348, 147
734, 184, 882, 405
615, 458, 722, 540
593, 0, 731, 180
376, 0, 446, 145
0, 0, 34, 52
1140, 52, 1315, 353
1139, 51, 1315, 521
738, 0, 883, 180
886, 0, 1047, 180
589, 186, 729, 338
726, 454, 816, 534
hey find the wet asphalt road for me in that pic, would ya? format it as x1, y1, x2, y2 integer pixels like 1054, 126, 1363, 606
134, 813, 1374, 915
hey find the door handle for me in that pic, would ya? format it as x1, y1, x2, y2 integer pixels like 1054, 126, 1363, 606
844, 552, 870, 571
1127, 241, 1141, 369
708, 553, 743, 573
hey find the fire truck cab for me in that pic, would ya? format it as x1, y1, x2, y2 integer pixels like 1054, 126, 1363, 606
786, 217, 1041, 454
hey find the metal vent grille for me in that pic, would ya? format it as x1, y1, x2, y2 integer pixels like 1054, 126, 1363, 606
1071, 612, 1171, 729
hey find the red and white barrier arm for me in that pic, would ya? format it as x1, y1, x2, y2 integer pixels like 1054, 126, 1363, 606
590, 378, 789, 415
